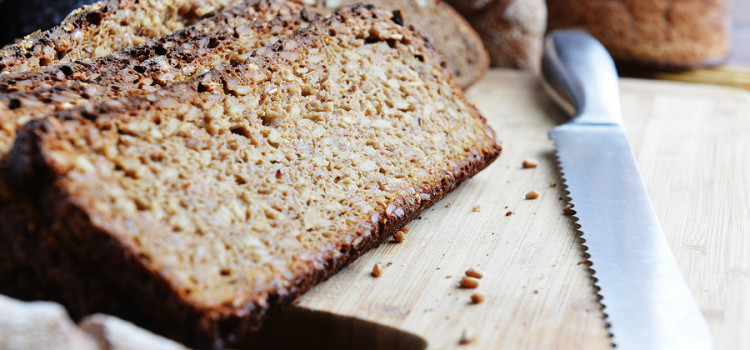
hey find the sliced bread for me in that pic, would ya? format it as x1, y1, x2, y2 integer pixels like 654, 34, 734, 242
0, 0, 316, 312
8, 4, 500, 347
0, 0, 247, 74
0, 0, 317, 156
313, 0, 488, 88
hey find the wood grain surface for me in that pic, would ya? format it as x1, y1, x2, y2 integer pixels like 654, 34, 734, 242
253, 69, 749, 349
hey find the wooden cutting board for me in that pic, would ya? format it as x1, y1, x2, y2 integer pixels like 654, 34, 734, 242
242, 69, 750, 349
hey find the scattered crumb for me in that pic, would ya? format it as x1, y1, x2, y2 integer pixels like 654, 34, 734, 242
400, 227, 409, 233
522, 159, 538, 168
444, 202, 452, 208
386, 262, 393, 267
459, 276, 480, 289
533, 290, 539, 294
446, 275, 453, 279
372, 263, 384, 277
393, 230, 405, 243
505, 211, 514, 216
436, 267, 441, 270
459, 328, 476, 345
526, 190, 540, 200
465, 267, 484, 279
549, 182, 556, 188
504, 205, 508, 209
563, 204, 575, 216
471, 205, 481, 212
577, 260, 590, 266
470, 292, 486, 304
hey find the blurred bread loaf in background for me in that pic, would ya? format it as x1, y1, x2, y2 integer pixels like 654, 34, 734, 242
545, 0, 730, 69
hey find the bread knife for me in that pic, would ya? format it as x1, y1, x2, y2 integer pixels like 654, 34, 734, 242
541, 30, 713, 349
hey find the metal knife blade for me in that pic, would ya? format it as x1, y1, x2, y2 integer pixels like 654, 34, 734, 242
541, 30, 713, 350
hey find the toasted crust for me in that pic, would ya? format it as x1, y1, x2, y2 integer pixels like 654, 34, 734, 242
9, 4, 500, 348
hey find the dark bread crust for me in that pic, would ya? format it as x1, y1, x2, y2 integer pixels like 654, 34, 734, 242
9, 4, 501, 348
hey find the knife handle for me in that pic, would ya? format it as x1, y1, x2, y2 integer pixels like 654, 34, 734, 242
541, 30, 622, 125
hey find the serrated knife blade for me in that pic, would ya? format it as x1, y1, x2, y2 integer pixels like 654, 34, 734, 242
541, 30, 712, 350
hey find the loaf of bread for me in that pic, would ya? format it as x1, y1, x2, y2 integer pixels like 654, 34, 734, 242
8, 5, 500, 347
0, 0, 316, 312
546, 0, 729, 69
445, 0, 546, 71
312, 0, 488, 88
0, 0, 248, 74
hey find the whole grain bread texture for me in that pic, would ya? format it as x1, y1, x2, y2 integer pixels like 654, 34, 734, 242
445, 0, 547, 71
0, 0, 318, 156
8, 5, 500, 347
546, 0, 729, 69
311, 0, 488, 88
0, 0, 248, 74
0, 0, 317, 311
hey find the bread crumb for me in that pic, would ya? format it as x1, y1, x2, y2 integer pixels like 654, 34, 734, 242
549, 182, 556, 188
563, 204, 575, 216
459, 276, 479, 289
470, 292, 486, 304
522, 159, 538, 168
465, 267, 484, 279
393, 230, 405, 243
505, 211, 513, 216
471, 205, 481, 212
372, 263, 384, 277
459, 328, 476, 345
525, 190, 540, 200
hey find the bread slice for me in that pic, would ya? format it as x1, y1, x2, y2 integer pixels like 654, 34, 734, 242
312, 0, 488, 88
0, 0, 316, 311
0, 0, 248, 74
9, 5, 500, 347
0, 0, 318, 156
0, 0, 319, 95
